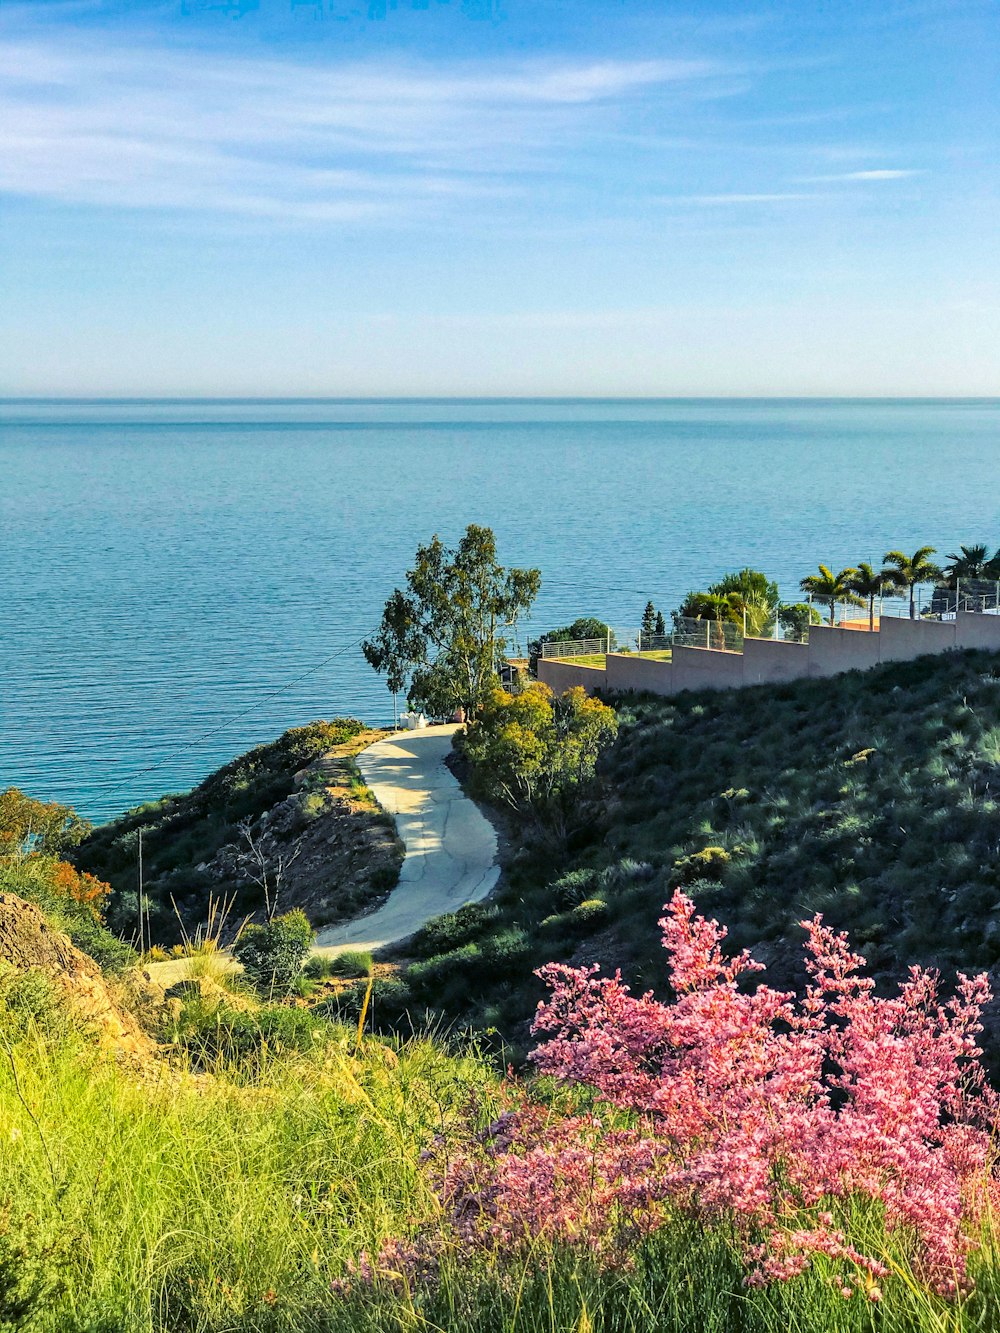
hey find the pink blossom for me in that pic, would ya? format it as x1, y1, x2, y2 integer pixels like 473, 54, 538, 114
359, 891, 1000, 1301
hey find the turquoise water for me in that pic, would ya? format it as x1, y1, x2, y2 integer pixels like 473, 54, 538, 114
3, 398, 999, 822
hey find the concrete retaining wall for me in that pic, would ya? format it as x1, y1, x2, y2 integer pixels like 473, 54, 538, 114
537, 659, 608, 694
540, 612, 1000, 703
879, 615, 956, 662
955, 611, 1000, 651
742, 637, 811, 685
604, 654, 675, 696
808, 625, 882, 678
671, 645, 746, 693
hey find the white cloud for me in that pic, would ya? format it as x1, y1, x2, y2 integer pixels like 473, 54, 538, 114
0, 18, 727, 221
806, 168, 923, 181
664, 192, 824, 205
843, 169, 920, 179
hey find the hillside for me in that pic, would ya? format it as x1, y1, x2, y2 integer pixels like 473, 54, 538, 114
76, 720, 404, 946
393, 645, 1000, 1063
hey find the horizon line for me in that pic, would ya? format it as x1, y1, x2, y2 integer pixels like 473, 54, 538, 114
3, 395, 1000, 405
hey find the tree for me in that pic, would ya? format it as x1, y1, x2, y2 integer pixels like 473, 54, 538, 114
528, 618, 613, 673
677, 592, 737, 649
883, 546, 941, 620
798, 565, 864, 627
777, 602, 822, 642
942, 544, 990, 585
654, 610, 666, 636
0, 788, 90, 857
676, 569, 780, 641
464, 683, 618, 842
848, 562, 897, 632
363, 525, 541, 719
233, 909, 313, 997
641, 601, 657, 637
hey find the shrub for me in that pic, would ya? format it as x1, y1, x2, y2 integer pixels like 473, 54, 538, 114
171, 1000, 336, 1075
305, 950, 373, 980
672, 846, 730, 885
0, 965, 57, 1039
365, 893, 1000, 1305
570, 898, 608, 925
411, 903, 496, 957
408, 944, 482, 996
550, 868, 597, 910
233, 909, 313, 998
322, 976, 415, 1031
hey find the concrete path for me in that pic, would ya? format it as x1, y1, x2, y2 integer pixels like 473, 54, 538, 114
313, 724, 499, 955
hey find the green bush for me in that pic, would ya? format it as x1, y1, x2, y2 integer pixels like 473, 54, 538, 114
408, 943, 482, 997
550, 868, 598, 910
171, 1000, 337, 1075
672, 847, 731, 885
571, 898, 608, 924
233, 910, 313, 998
305, 950, 373, 980
411, 903, 496, 956
0, 965, 57, 1040
321, 976, 415, 1031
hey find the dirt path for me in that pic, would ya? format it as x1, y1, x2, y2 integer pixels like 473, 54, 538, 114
312, 724, 499, 955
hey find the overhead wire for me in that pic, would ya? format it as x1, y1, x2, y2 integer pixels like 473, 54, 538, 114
101, 635, 368, 800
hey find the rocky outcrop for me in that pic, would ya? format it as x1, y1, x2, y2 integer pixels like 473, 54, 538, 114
0, 891, 155, 1064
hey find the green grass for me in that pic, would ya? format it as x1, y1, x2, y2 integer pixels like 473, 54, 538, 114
304, 948, 374, 980
0, 997, 490, 1332
5, 1002, 1000, 1333
546, 650, 673, 667
4, 993, 1000, 1332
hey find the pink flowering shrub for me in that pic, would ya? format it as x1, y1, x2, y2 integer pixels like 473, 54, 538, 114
363, 892, 1000, 1299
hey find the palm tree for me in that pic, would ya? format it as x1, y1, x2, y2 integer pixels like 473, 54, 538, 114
941, 544, 989, 587
883, 546, 941, 620
684, 592, 738, 649
848, 562, 896, 632
799, 565, 864, 627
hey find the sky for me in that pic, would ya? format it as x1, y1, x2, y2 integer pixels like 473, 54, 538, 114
1, 0, 997, 396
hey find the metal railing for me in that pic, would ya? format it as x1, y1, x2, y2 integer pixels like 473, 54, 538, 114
541, 637, 609, 660
537, 580, 1000, 668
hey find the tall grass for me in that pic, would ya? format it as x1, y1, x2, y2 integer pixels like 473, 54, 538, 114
4, 995, 1000, 1331
0, 1008, 485, 1331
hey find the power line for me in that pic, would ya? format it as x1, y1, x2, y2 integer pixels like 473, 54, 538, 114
103, 635, 367, 800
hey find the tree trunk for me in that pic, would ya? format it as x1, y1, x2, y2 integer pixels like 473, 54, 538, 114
869, 595, 875, 632
910, 585, 916, 619
829, 601, 836, 627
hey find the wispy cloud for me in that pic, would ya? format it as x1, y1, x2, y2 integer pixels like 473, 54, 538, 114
806, 168, 923, 181
663, 192, 824, 205
0, 15, 729, 223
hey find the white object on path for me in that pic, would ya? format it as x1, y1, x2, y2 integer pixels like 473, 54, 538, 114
312, 724, 499, 955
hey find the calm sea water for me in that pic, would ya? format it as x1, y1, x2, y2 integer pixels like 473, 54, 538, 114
3, 398, 999, 823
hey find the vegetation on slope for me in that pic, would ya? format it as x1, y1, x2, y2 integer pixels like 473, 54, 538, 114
393, 647, 1000, 1063
4, 882, 1000, 1332
75, 719, 402, 945
0, 790, 135, 974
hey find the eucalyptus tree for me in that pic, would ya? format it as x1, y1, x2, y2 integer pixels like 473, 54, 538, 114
363, 524, 541, 720
883, 546, 941, 620
848, 562, 898, 632
799, 565, 864, 627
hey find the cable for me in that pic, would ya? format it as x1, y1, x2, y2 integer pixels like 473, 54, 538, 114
102, 635, 368, 799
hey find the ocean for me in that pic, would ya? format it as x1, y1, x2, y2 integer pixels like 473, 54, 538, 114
3, 397, 999, 822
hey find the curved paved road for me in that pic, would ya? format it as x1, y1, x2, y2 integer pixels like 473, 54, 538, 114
313, 724, 499, 955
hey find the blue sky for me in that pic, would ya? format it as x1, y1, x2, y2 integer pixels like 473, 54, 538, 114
1, 0, 997, 395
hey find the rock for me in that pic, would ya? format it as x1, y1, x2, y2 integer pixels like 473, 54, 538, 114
0, 891, 156, 1065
